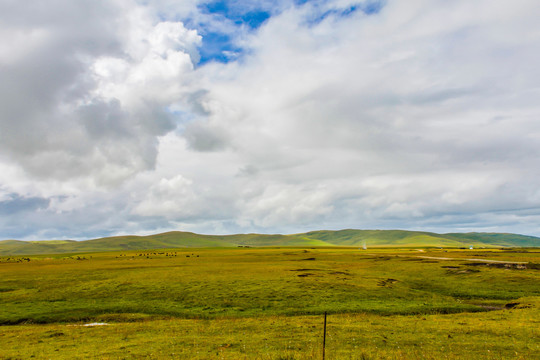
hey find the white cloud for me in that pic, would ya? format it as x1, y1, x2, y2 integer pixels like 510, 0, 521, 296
240, 184, 335, 228
2, 0, 540, 239
134, 175, 197, 218
174, 0, 540, 234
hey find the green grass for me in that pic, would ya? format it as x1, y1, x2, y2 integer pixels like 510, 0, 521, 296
1, 307, 538, 359
0, 247, 539, 358
1, 248, 539, 324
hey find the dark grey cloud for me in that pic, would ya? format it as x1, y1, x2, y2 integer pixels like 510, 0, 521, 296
0, 1, 120, 176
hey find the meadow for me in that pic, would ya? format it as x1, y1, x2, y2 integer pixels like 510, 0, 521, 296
0, 247, 539, 359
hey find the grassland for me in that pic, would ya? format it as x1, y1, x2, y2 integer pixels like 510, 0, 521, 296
0, 247, 539, 359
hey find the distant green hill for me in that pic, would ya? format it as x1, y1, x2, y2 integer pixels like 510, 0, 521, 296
0, 231, 328, 256
297, 229, 465, 247
296, 229, 514, 248
0, 229, 538, 255
443, 232, 540, 247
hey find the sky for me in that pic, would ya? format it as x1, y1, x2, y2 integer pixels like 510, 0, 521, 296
1, 0, 540, 240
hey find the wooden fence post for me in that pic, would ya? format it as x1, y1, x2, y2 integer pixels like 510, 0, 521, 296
322, 312, 327, 360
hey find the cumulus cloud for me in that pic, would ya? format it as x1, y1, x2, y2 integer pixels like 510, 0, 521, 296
0, 0, 200, 186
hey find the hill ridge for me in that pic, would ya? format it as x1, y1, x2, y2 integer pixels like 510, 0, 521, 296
1, 229, 539, 255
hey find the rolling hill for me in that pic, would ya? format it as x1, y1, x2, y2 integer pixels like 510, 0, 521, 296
0, 229, 538, 255
298, 229, 540, 248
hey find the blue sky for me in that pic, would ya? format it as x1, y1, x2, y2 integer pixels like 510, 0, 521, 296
194, 0, 386, 64
1, 0, 540, 240
194, 0, 274, 64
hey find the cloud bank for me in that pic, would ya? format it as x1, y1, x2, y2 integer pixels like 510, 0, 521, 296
1, 0, 540, 239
